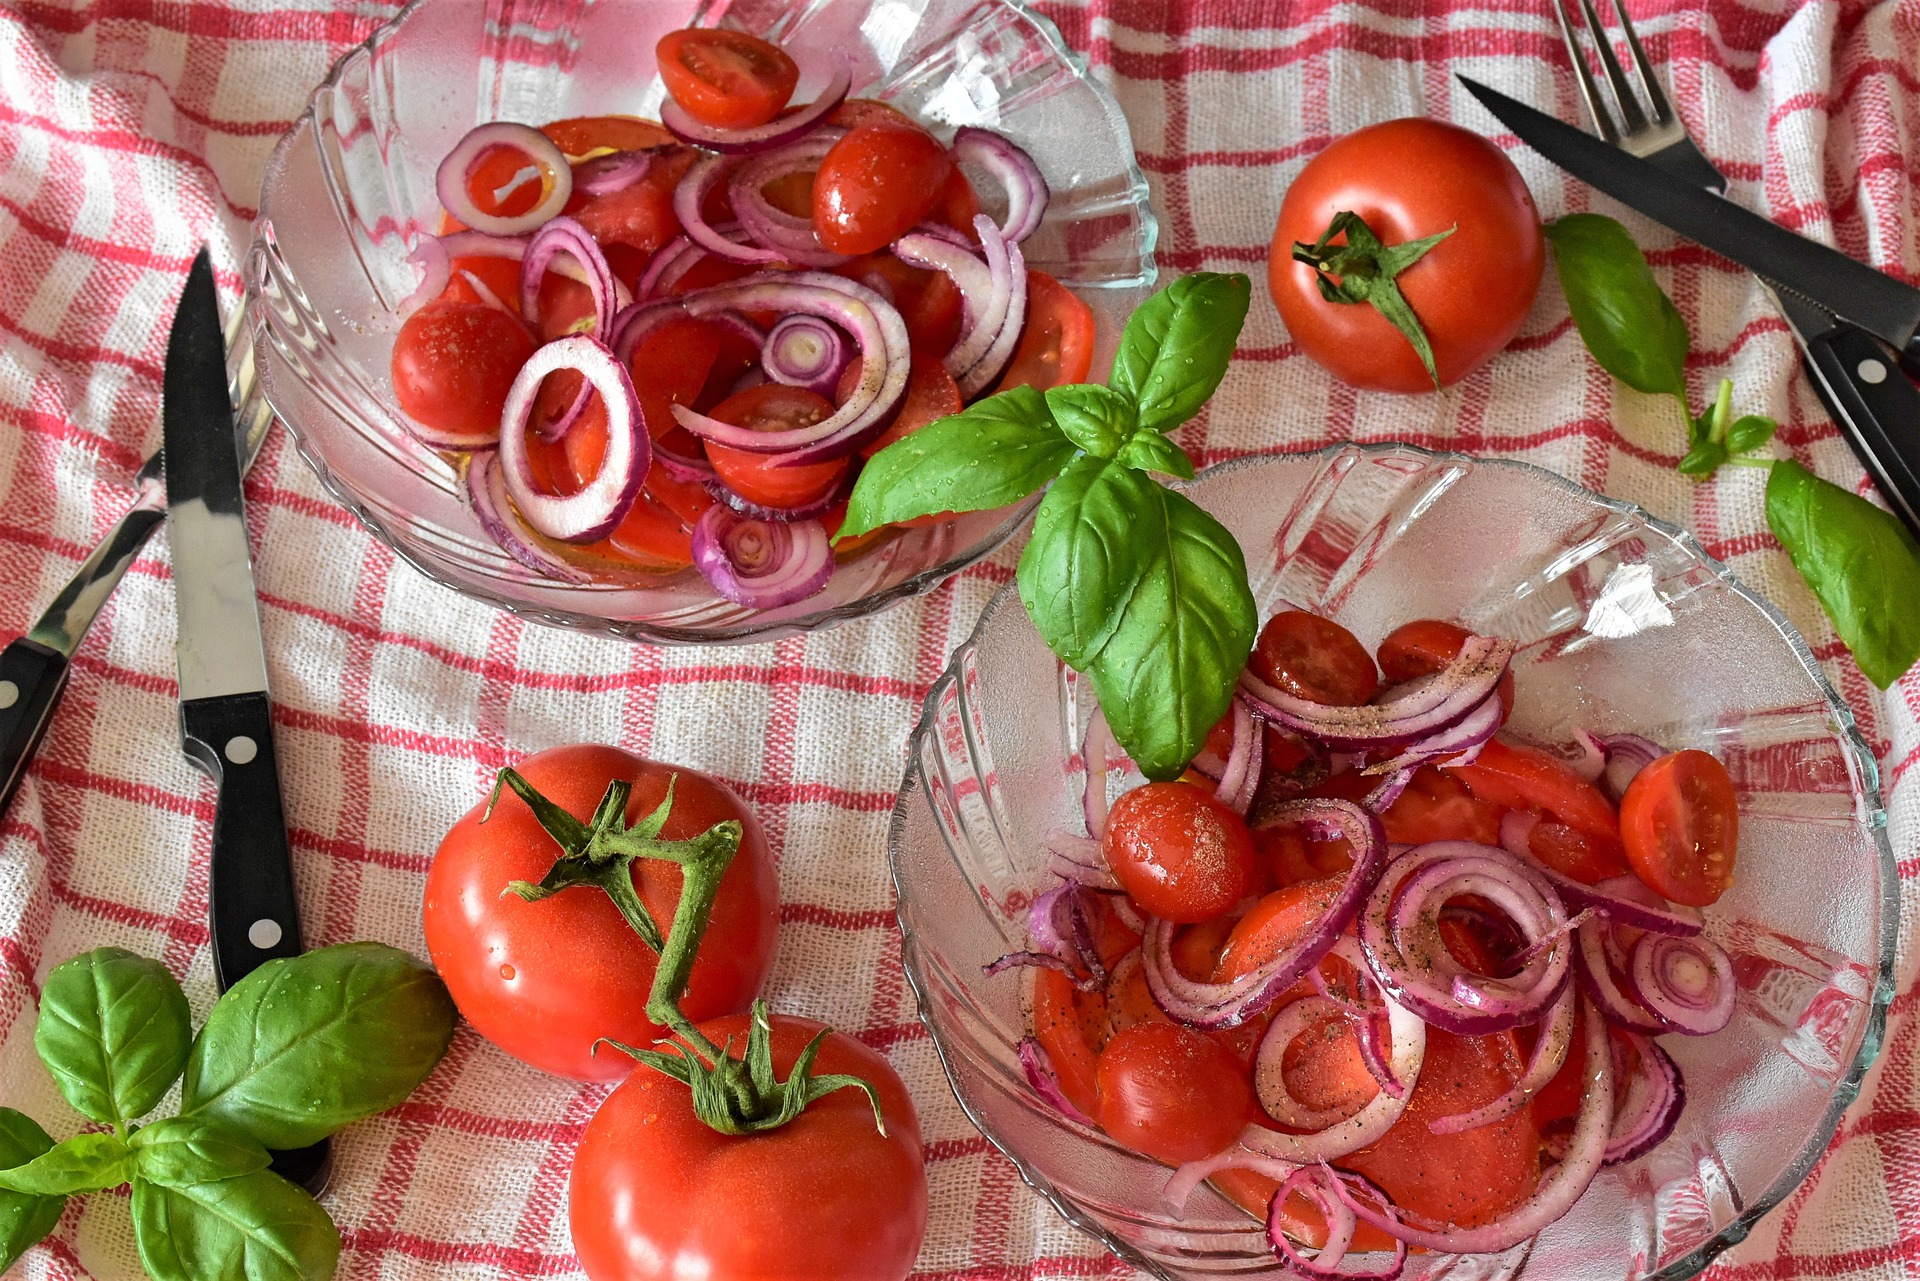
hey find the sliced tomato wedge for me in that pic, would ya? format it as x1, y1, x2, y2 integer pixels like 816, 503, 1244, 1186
1446, 739, 1621, 843
995, 270, 1095, 392
1309, 764, 1502, 846
833, 254, 963, 355
542, 115, 675, 157
1032, 967, 1105, 1119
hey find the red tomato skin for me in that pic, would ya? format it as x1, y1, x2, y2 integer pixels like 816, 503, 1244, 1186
1620, 749, 1739, 906
1103, 782, 1258, 924
391, 302, 535, 441
1249, 610, 1380, 707
570, 1012, 927, 1281
655, 29, 799, 130
422, 746, 779, 1081
1095, 1022, 1254, 1164
1268, 118, 1546, 392
1446, 739, 1621, 841
542, 115, 676, 156
813, 124, 953, 255
1377, 618, 1516, 720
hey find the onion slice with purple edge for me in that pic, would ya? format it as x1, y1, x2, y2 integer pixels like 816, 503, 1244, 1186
658, 68, 851, 154
1241, 634, 1516, 751
1334, 995, 1614, 1254
674, 154, 788, 265
1254, 996, 1356, 1130
1628, 931, 1734, 1034
762, 313, 849, 397
1603, 1033, 1685, 1164
1310, 936, 1412, 1101
689, 505, 833, 608
1362, 692, 1500, 776
1207, 696, 1263, 815
634, 232, 708, 301
573, 147, 662, 197
464, 453, 591, 583
519, 216, 617, 335
1045, 832, 1120, 890
1162, 1150, 1302, 1216
1513, 853, 1705, 938
1598, 732, 1666, 801
497, 336, 648, 541
950, 126, 1051, 244
1143, 799, 1387, 1032
704, 465, 856, 523
671, 272, 910, 465
1016, 1036, 1094, 1126
1429, 980, 1577, 1135
435, 122, 573, 236
400, 237, 451, 313
956, 220, 1028, 397
731, 131, 851, 267
1270, 1167, 1409, 1281
1572, 912, 1667, 1033
892, 228, 1000, 378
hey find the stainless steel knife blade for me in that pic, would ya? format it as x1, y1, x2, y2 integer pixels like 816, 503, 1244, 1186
1459, 75, 1920, 361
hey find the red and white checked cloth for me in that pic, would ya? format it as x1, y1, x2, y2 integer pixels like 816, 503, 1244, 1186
0, 1, 1914, 1277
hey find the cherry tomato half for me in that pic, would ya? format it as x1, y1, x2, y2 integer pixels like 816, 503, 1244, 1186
655, 28, 799, 130
1619, 750, 1739, 907
1095, 1022, 1254, 1165
1103, 782, 1258, 924
812, 123, 952, 255
391, 301, 535, 442
1249, 610, 1379, 707
704, 383, 851, 510
995, 270, 1096, 393
1377, 618, 1516, 720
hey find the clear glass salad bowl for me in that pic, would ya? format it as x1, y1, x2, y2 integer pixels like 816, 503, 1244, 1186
244, 0, 1155, 644
891, 444, 1895, 1280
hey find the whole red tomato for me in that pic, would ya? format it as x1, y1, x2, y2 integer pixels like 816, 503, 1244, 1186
570, 1011, 929, 1280
1268, 118, 1545, 392
422, 745, 779, 1080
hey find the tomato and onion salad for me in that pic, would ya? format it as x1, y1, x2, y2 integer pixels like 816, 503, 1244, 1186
1001, 609, 1743, 1272
390, 26, 1089, 609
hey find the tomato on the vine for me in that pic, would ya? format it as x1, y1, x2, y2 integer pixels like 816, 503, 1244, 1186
391, 301, 535, 441
1103, 781, 1257, 923
1620, 749, 1739, 906
655, 29, 798, 130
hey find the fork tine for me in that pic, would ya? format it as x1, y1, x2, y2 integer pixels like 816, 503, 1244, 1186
1550, 0, 1621, 143
1573, 0, 1651, 133
1606, 0, 1674, 125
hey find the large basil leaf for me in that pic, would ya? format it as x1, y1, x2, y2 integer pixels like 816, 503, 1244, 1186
0, 1109, 64, 1274
0, 1132, 131, 1196
131, 1170, 339, 1281
179, 942, 456, 1149
836, 385, 1076, 539
35, 947, 191, 1125
1766, 459, 1920, 687
1106, 272, 1251, 433
1017, 455, 1147, 670
131, 1116, 271, 1190
1044, 383, 1135, 458
1544, 214, 1690, 401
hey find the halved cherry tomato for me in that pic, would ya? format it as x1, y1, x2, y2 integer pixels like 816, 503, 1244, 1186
813, 124, 953, 255
1250, 610, 1379, 707
1377, 618, 1516, 720
703, 384, 851, 510
1619, 750, 1738, 907
1446, 739, 1621, 842
833, 254, 963, 354
656, 28, 798, 130
391, 301, 535, 440
541, 115, 675, 156
995, 270, 1095, 393
1095, 1023, 1254, 1165
1103, 782, 1258, 924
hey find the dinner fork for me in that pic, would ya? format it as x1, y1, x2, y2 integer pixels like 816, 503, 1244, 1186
0, 301, 273, 818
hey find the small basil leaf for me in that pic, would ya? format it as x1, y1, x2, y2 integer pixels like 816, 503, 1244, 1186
1545, 214, 1690, 401
836, 386, 1074, 539
1766, 459, 1920, 688
1107, 272, 1252, 433
0, 1132, 132, 1196
130, 1116, 271, 1189
1113, 428, 1196, 480
1678, 440, 1728, 477
35, 947, 191, 1125
1726, 414, 1777, 454
131, 1170, 340, 1281
0, 1109, 65, 1274
1045, 383, 1135, 458
1017, 455, 1146, 670
180, 942, 456, 1150
1081, 482, 1257, 780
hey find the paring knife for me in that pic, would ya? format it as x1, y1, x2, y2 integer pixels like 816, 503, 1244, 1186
162, 248, 329, 1189
1459, 75, 1920, 541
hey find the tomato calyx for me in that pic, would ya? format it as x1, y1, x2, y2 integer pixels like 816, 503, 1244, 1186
1290, 210, 1456, 387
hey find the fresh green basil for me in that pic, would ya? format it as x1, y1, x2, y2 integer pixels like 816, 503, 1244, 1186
1545, 213, 1690, 401
835, 386, 1075, 539
131, 1169, 339, 1281
1113, 426, 1196, 479
1045, 383, 1136, 458
0, 1132, 132, 1196
130, 1116, 271, 1190
1107, 272, 1251, 432
1766, 459, 1920, 688
35, 947, 191, 1126
1726, 414, 1776, 454
0, 1109, 63, 1274
1018, 455, 1150, 670
180, 942, 456, 1150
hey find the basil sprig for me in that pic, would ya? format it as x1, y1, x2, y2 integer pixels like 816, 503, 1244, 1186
1548, 212, 1920, 687
839, 272, 1258, 779
0, 943, 456, 1279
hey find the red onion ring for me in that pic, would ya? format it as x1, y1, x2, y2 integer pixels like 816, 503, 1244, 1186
1430, 980, 1577, 1135
1241, 635, 1516, 751
689, 506, 833, 608
1361, 692, 1501, 776
762, 313, 849, 397
953, 215, 1028, 397
1312, 937, 1412, 1101
1017, 1036, 1094, 1126
456, 268, 519, 322
401, 236, 451, 313
1083, 707, 1114, 839
659, 68, 851, 154
1255, 996, 1356, 1130
892, 230, 998, 378
574, 146, 667, 197
1162, 1150, 1303, 1217
464, 452, 591, 582
435, 122, 573, 236
519, 215, 618, 335
1628, 932, 1734, 1034
1527, 864, 1705, 938
950, 126, 1051, 244
731, 131, 851, 268
1211, 696, 1262, 815
1598, 732, 1666, 801
1572, 913, 1667, 1033
497, 336, 648, 542
634, 232, 707, 301
1603, 1033, 1685, 1164
674, 154, 787, 265
1045, 833, 1120, 890
1265, 1167, 1410, 1281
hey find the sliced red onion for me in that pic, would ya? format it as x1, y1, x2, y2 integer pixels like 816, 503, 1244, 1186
689, 506, 832, 608
1364, 769, 1412, 811
892, 229, 998, 379
1162, 1150, 1303, 1217
1604, 1034, 1685, 1164
1629, 932, 1734, 1034
1109, 894, 1145, 935
652, 434, 717, 483
1335, 996, 1613, 1253
1362, 692, 1501, 776
1572, 914, 1667, 1033
1255, 996, 1354, 1130
1242, 635, 1517, 752
983, 950, 1092, 986
432, 229, 531, 262
1599, 733, 1666, 802
1017, 1036, 1094, 1126
1212, 696, 1263, 816
675, 154, 788, 265
659, 68, 851, 154
762, 314, 849, 397
1313, 936, 1410, 1101
1045, 833, 1120, 890
1534, 868, 1705, 938
497, 336, 647, 542
436, 122, 572, 236
635, 233, 707, 301
532, 377, 594, 444
1083, 707, 1113, 839
464, 452, 591, 583
1567, 728, 1609, 782
458, 268, 519, 321
732, 131, 850, 268
1267, 1167, 1409, 1281
1498, 809, 1540, 863
1141, 800, 1386, 1031
401, 236, 451, 312
956, 217, 1028, 398
1430, 981, 1577, 1135
574, 147, 664, 197
951, 126, 1051, 243
519, 216, 617, 334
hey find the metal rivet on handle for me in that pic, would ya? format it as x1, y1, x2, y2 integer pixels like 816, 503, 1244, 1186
1858, 358, 1889, 385
224, 735, 258, 765
0, 681, 16, 710
248, 919, 283, 949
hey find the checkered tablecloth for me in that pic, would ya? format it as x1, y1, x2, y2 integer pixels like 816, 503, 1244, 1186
0, 0, 1915, 1277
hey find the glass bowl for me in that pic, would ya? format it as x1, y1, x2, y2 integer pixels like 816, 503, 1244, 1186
243, 0, 1155, 644
890, 443, 1895, 1280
